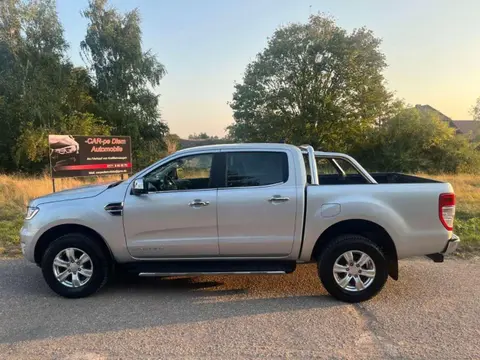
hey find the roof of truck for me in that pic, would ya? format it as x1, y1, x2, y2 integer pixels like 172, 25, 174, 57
175, 142, 300, 154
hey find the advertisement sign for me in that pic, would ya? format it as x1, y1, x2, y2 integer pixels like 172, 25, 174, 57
49, 135, 132, 178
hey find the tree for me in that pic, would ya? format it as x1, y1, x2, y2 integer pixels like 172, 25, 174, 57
228, 14, 397, 151
81, 0, 168, 169
188, 132, 218, 140
164, 133, 180, 154
469, 98, 480, 145
355, 108, 480, 174
0, 0, 108, 172
472, 97, 480, 121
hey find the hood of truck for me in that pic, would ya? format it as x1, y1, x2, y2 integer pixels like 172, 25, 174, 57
30, 183, 110, 206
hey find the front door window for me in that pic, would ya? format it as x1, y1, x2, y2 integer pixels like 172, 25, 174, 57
144, 153, 214, 192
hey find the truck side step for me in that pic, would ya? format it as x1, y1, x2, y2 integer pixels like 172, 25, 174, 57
139, 270, 287, 277
120, 260, 296, 276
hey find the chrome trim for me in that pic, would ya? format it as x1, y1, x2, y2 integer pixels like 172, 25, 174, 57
331, 158, 346, 177
188, 200, 210, 207
104, 202, 124, 216
268, 195, 290, 203
442, 234, 460, 255
299, 145, 319, 185
146, 187, 217, 195
313, 151, 377, 184
130, 255, 292, 261
138, 271, 287, 277
217, 181, 285, 190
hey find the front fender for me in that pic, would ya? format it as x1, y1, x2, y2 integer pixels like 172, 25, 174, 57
27, 198, 132, 263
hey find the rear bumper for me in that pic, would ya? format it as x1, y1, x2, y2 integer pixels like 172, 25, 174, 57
426, 234, 460, 263
443, 234, 460, 254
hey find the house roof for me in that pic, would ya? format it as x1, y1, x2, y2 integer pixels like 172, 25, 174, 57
452, 120, 480, 135
414, 104, 460, 132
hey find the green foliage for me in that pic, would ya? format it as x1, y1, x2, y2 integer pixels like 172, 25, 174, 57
0, 179, 26, 256
0, 0, 70, 171
355, 108, 480, 174
81, 0, 168, 169
14, 112, 109, 169
164, 133, 180, 155
455, 217, 480, 250
0, 0, 168, 173
228, 14, 398, 152
471, 97, 480, 121
188, 132, 218, 140
468, 98, 480, 146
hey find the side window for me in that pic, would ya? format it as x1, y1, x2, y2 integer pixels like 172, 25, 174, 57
226, 152, 288, 188
145, 153, 213, 192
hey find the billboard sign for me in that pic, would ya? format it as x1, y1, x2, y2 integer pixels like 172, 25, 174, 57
49, 135, 132, 178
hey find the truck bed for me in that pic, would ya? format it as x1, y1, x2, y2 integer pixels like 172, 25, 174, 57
302, 177, 454, 261
371, 173, 441, 184
314, 173, 441, 185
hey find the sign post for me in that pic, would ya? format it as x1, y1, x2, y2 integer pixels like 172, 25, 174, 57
49, 135, 132, 191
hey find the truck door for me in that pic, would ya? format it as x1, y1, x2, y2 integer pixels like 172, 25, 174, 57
123, 152, 220, 258
217, 150, 297, 256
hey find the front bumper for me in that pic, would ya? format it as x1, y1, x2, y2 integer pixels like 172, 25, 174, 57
20, 223, 38, 263
426, 234, 460, 263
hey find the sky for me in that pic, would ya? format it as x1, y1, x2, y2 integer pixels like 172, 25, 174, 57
57, 0, 480, 138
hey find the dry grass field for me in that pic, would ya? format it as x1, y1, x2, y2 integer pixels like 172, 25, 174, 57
0, 173, 478, 257
0, 175, 119, 257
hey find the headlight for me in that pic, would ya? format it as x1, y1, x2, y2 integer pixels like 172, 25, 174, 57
25, 206, 39, 220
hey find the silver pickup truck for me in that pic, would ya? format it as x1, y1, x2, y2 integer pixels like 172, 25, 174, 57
20, 144, 459, 302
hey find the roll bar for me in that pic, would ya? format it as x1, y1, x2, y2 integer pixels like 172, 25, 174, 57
299, 145, 319, 185
298, 145, 377, 185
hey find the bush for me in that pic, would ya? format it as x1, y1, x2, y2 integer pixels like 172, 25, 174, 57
354, 108, 480, 174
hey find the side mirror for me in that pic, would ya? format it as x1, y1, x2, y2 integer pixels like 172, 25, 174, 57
132, 178, 147, 195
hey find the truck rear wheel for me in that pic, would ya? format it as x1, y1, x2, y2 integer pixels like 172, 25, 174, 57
318, 234, 388, 303
41, 233, 110, 298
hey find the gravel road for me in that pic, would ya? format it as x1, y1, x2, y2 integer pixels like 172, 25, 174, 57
0, 258, 479, 359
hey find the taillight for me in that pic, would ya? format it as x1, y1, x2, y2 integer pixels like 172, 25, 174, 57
439, 193, 455, 231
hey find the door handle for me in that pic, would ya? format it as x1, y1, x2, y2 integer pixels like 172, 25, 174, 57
189, 199, 210, 207
268, 195, 290, 203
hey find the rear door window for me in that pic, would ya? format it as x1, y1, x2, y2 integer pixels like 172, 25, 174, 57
226, 152, 288, 188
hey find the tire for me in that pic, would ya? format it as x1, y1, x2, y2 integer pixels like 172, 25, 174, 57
41, 233, 110, 298
318, 234, 388, 303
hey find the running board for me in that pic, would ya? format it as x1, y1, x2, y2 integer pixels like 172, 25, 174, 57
121, 260, 296, 275
139, 270, 287, 277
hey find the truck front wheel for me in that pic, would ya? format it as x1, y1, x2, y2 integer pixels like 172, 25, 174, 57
41, 233, 110, 298
318, 234, 388, 303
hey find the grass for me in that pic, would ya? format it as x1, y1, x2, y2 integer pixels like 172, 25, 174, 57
0, 173, 478, 258
426, 174, 480, 256
0, 174, 119, 257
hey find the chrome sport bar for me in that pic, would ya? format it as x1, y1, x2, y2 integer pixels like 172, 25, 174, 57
299, 145, 319, 185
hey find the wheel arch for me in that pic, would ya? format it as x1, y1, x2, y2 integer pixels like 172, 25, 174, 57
311, 219, 398, 280
34, 224, 114, 267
